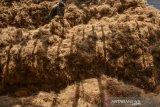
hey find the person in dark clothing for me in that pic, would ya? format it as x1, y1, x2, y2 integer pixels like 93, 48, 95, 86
49, 2, 65, 21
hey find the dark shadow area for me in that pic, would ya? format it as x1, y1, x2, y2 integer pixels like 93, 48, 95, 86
72, 82, 80, 107
53, 38, 63, 88
117, 0, 138, 13
3, 44, 13, 86
151, 41, 160, 90
31, 39, 39, 72
101, 25, 106, 59
57, 39, 63, 57
70, 34, 75, 54
14, 42, 26, 72
81, 82, 85, 98
55, 38, 63, 73
0, 46, 4, 83
0, 63, 2, 84
32, 34, 51, 83
51, 93, 58, 107
82, 28, 85, 40
40, 36, 50, 73
5, 44, 12, 75
91, 25, 98, 41
97, 77, 105, 107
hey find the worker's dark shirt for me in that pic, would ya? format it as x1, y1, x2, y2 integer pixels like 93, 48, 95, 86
49, 4, 65, 19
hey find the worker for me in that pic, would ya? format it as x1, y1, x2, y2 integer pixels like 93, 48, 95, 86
49, 1, 65, 21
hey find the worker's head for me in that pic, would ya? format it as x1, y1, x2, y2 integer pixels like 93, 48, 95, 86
59, 2, 65, 8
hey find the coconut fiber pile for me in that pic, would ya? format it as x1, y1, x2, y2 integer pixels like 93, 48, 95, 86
0, 0, 57, 29
0, 0, 160, 99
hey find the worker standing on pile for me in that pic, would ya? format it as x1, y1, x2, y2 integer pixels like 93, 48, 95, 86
49, 1, 65, 21
49, 1, 66, 38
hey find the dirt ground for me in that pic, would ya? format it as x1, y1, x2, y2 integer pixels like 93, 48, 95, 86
0, 0, 160, 106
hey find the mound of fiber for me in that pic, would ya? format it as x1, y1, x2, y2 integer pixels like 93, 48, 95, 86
0, 0, 56, 28
0, 0, 147, 29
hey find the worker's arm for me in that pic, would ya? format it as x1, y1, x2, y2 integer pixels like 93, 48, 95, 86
49, 5, 58, 20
